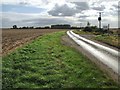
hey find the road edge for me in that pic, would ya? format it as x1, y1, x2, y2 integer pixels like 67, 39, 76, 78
61, 34, 119, 85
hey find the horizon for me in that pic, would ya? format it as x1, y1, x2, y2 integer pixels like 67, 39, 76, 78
1, 0, 119, 28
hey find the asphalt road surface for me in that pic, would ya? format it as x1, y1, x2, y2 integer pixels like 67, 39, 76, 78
67, 30, 119, 75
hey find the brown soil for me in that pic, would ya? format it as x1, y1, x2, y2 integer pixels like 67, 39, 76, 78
2, 29, 65, 56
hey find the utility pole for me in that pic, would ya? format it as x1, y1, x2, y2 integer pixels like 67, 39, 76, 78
98, 12, 102, 29
80, 23, 82, 29
108, 24, 110, 30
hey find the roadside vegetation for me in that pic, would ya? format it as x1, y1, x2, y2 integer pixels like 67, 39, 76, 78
2, 31, 118, 88
94, 34, 119, 48
73, 26, 119, 48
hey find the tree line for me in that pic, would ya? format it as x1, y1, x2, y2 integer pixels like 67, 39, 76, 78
12, 24, 84, 29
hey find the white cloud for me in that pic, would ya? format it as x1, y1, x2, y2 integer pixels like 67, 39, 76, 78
1, 0, 18, 4
48, 4, 78, 16
1, 0, 119, 28
66, 0, 89, 2
1, 12, 77, 28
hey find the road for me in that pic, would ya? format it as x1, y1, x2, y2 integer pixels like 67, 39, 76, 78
67, 30, 119, 75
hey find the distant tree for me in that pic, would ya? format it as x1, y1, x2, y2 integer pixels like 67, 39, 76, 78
91, 26, 98, 32
87, 21, 90, 27
22, 26, 27, 29
44, 26, 50, 29
51, 24, 71, 29
91, 26, 97, 29
83, 22, 92, 32
83, 27, 92, 32
13, 25, 17, 29
35, 27, 42, 29
29, 26, 34, 29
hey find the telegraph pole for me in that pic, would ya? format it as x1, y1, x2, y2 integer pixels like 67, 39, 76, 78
108, 24, 110, 30
80, 23, 82, 29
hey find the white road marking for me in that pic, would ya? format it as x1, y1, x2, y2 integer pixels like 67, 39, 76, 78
67, 31, 119, 74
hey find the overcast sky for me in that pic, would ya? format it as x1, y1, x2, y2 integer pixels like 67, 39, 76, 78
1, 0, 119, 28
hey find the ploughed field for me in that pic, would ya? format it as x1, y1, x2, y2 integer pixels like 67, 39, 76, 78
2, 29, 64, 55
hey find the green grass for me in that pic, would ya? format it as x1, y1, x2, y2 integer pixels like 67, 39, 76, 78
2, 31, 118, 88
73, 30, 119, 48
94, 35, 119, 48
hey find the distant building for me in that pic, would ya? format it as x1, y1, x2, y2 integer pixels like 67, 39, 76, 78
103, 26, 108, 30
51, 24, 71, 29
103, 24, 110, 30
103, 24, 110, 31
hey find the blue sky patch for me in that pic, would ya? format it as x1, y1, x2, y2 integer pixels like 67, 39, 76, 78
2, 4, 45, 13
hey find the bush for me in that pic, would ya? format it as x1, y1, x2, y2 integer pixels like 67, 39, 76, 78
83, 27, 92, 32
13, 25, 17, 29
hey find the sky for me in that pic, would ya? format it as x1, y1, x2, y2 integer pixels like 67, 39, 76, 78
1, 0, 119, 28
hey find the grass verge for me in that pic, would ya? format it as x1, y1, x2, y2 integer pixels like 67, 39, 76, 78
2, 31, 118, 88
94, 35, 119, 49
73, 30, 93, 35
73, 30, 119, 48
